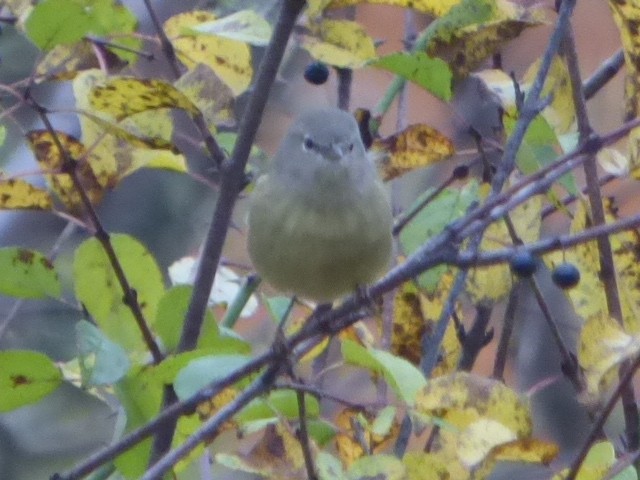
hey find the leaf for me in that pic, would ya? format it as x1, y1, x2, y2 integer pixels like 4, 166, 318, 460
73, 234, 165, 352
0, 178, 53, 210
426, 0, 545, 78
335, 406, 400, 467
89, 77, 199, 121
553, 441, 634, 480
544, 199, 640, 334
391, 278, 462, 376
341, 339, 427, 405
25, 0, 137, 52
174, 354, 251, 400
164, 11, 253, 96
466, 194, 542, 302
414, 372, 532, 435
579, 312, 640, 399
372, 53, 453, 101
399, 181, 479, 291
0, 247, 61, 299
316, 0, 461, 17
175, 63, 235, 132
190, 9, 272, 46
74, 70, 187, 185
27, 130, 105, 212
236, 390, 320, 424
302, 19, 377, 68
608, 0, 640, 178
216, 423, 309, 478
0, 350, 62, 412
371, 124, 455, 181
347, 454, 406, 479
76, 320, 130, 387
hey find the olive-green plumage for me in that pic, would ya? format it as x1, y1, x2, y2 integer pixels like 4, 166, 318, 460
247, 108, 392, 302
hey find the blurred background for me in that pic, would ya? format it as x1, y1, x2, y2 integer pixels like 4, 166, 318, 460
0, 0, 630, 478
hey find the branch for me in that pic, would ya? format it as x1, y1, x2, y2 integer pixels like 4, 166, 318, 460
27, 98, 163, 364
149, 0, 306, 464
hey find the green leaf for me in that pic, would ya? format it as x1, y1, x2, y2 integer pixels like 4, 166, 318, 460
342, 340, 427, 405
0, 350, 62, 412
236, 390, 320, 424
0, 247, 61, 299
73, 234, 165, 352
372, 52, 453, 101
317, 451, 347, 480
76, 320, 130, 387
174, 354, 251, 400
25, 0, 137, 53
504, 114, 577, 195
399, 181, 478, 291
347, 454, 406, 479
264, 296, 294, 324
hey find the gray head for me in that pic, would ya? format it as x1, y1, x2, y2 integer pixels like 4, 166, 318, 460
272, 108, 368, 180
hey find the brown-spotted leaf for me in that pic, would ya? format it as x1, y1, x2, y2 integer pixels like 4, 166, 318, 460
174, 63, 235, 131
0, 178, 53, 210
27, 130, 104, 212
89, 77, 200, 121
335, 406, 399, 467
609, 0, 640, 178
391, 277, 462, 376
164, 11, 252, 96
372, 124, 454, 181
302, 19, 377, 69
427, 0, 546, 78
216, 423, 309, 478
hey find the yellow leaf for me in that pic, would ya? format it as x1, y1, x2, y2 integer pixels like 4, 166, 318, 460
335, 407, 400, 467
553, 441, 617, 480
195, 386, 238, 431
428, 0, 546, 78
391, 276, 462, 376
0, 178, 53, 210
74, 70, 186, 187
89, 77, 199, 120
466, 194, 542, 302
544, 199, 640, 334
322, 0, 461, 17
371, 124, 455, 181
415, 372, 532, 436
190, 9, 272, 46
456, 418, 516, 468
35, 43, 99, 82
403, 452, 453, 480
578, 312, 640, 399
164, 11, 253, 96
174, 63, 235, 132
597, 147, 629, 177
27, 130, 104, 212
608, 0, 640, 177
523, 56, 576, 135
302, 19, 376, 68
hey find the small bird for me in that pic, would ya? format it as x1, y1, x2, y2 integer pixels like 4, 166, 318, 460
247, 108, 393, 302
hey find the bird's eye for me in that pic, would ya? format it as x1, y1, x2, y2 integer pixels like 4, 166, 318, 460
347, 143, 354, 152
303, 137, 315, 151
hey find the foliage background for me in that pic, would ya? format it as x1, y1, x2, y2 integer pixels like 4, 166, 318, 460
0, 0, 636, 479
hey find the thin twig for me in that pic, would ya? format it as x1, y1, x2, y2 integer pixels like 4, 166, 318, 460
295, 389, 318, 480
492, 283, 521, 380
28, 99, 164, 364
584, 49, 624, 100
141, 365, 281, 480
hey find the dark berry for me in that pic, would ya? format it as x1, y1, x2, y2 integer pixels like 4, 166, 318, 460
304, 62, 330, 85
552, 262, 581, 289
452, 165, 469, 180
510, 250, 537, 278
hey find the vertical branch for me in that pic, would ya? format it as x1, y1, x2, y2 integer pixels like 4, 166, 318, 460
562, 20, 640, 454
149, 0, 307, 464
